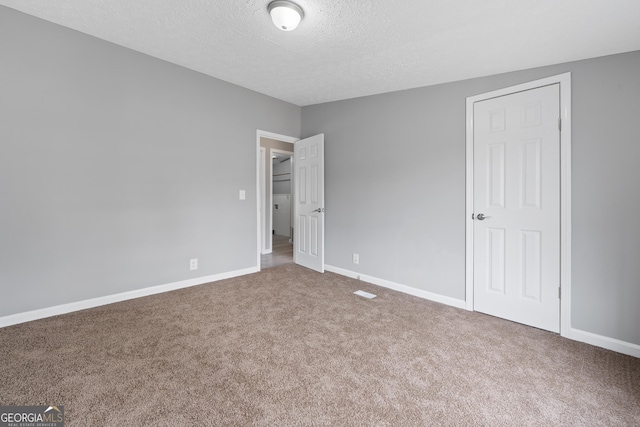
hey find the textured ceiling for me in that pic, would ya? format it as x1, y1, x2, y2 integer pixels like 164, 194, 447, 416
1, 0, 639, 106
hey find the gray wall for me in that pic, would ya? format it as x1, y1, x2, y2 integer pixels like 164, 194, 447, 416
0, 6, 300, 317
301, 51, 640, 345
2, 5, 638, 348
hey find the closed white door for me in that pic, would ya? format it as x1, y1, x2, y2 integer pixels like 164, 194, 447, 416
473, 84, 560, 332
294, 134, 324, 273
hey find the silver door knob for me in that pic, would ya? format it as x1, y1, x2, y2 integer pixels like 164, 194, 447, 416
476, 213, 487, 220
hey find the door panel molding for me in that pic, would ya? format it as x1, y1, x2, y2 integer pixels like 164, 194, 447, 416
465, 73, 572, 337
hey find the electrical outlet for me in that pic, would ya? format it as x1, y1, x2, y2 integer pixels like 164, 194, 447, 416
190, 258, 198, 271
352, 253, 359, 264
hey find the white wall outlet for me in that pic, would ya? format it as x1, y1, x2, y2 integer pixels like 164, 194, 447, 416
190, 258, 198, 271
352, 253, 359, 264
239, 190, 246, 200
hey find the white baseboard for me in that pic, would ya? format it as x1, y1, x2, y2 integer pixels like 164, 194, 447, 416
325, 265, 639, 358
325, 264, 466, 310
0, 266, 259, 328
5, 265, 637, 359
569, 328, 640, 358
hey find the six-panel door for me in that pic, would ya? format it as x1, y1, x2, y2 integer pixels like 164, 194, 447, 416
473, 85, 560, 333
294, 134, 325, 273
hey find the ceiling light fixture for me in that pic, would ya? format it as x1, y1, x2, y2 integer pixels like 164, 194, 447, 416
268, 1, 304, 32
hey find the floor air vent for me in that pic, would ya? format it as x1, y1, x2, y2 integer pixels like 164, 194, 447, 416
354, 290, 376, 299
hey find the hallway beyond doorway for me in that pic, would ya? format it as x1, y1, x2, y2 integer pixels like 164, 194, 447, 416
261, 234, 293, 269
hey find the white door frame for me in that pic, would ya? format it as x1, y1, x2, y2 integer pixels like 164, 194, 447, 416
260, 146, 266, 254
465, 73, 572, 337
256, 130, 299, 270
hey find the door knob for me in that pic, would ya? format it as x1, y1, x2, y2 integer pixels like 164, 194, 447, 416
313, 208, 324, 213
476, 213, 488, 220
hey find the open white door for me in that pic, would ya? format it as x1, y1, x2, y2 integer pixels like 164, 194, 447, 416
472, 84, 560, 333
294, 134, 324, 272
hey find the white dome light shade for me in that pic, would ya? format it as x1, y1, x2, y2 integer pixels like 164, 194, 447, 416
268, 1, 304, 31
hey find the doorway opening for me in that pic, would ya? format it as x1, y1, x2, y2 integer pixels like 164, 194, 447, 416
256, 130, 326, 273
256, 131, 298, 270
265, 151, 294, 269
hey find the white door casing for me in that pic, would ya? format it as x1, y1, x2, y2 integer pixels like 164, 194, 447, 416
260, 147, 266, 254
473, 84, 560, 332
294, 134, 325, 273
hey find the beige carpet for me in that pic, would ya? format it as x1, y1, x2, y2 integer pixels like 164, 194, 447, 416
1, 264, 638, 426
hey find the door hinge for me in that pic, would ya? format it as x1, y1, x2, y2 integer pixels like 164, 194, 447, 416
558, 286, 561, 299
558, 117, 562, 132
